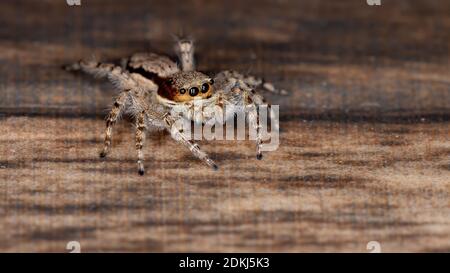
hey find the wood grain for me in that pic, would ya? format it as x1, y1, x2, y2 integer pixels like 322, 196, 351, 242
0, 0, 449, 252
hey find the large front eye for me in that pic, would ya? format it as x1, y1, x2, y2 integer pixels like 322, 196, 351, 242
201, 83, 210, 93
189, 87, 199, 96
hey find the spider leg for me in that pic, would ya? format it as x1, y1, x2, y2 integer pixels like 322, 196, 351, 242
163, 114, 218, 170
247, 92, 264, 160
72, 61, 138, 158
248, 89, 280, 156
100, 91, 129, 158
247, 88, 279, 130
230, 81, 278, 160
216, 70, 288, 95
173, 36, 195, 71
135, 110, 147, 175
65, 59, 137, 90
246, 101, 263, 160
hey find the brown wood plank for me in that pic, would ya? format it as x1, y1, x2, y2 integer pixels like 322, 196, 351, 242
0, 117, 448, 252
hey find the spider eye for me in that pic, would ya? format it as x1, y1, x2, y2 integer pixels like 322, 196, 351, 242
166, 78, 174, 85
201, 83, 210, 93
189, 87, 199, 96
179, 88, 186, 94
209, 79, 214, 85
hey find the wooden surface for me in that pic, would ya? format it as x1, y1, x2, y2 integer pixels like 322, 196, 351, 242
0, 0, 449, 252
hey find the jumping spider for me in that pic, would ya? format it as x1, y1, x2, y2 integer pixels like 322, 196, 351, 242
65, 38, 287, 175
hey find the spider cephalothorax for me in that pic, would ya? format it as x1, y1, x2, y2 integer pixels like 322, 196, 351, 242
158, 71, 214, 102
65, 37, 287, 175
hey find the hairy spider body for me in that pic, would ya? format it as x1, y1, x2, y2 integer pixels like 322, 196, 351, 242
65, 38, 286, 175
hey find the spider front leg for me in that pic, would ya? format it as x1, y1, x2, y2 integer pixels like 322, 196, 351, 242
163, 114, 218, 170
135, 110, 147, 175
99, 91, 128, 158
